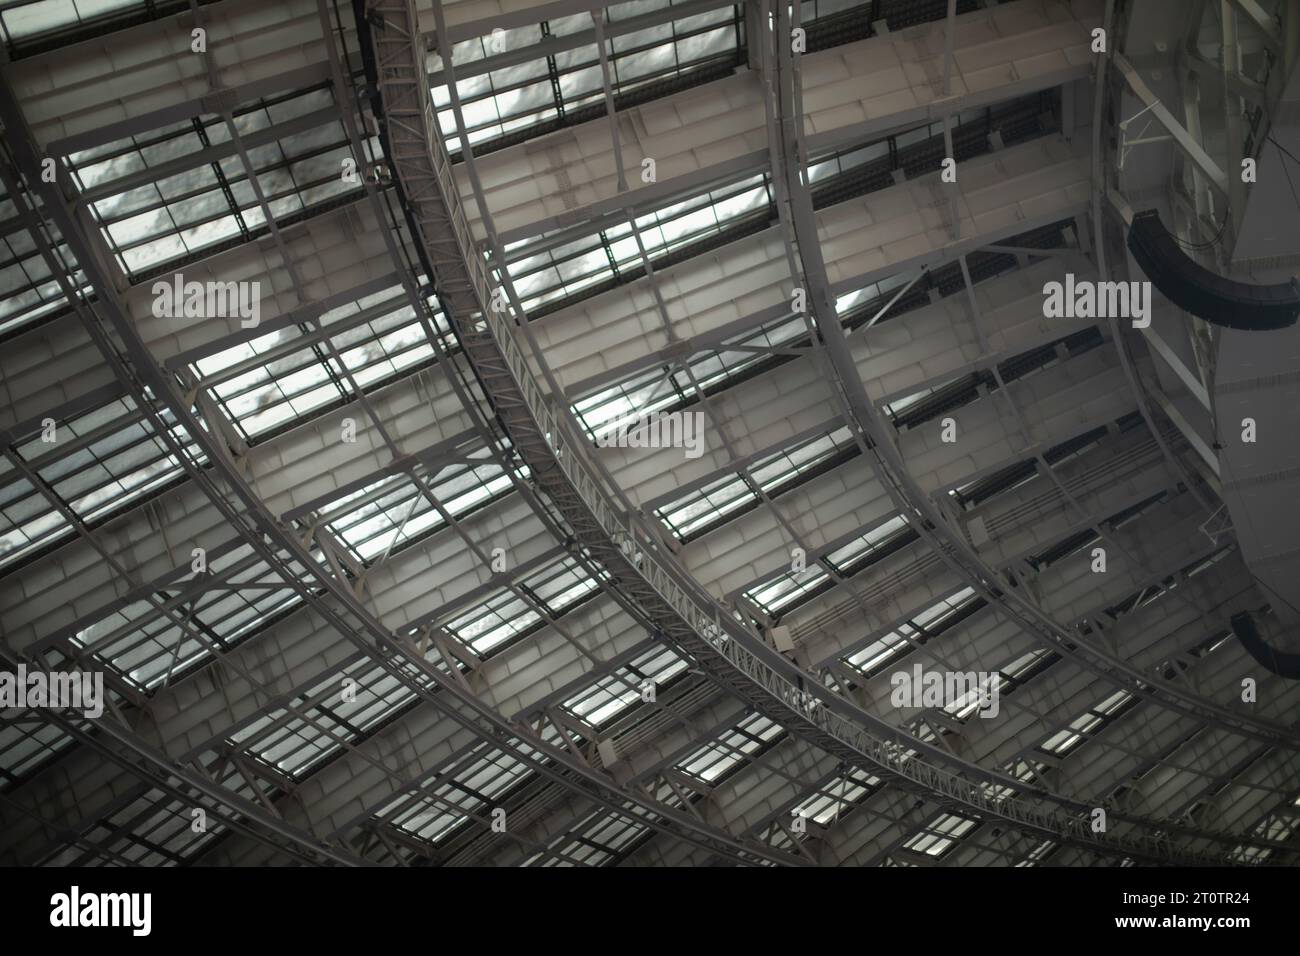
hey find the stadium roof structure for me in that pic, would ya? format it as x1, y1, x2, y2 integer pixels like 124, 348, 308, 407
1, 0, 1299, 869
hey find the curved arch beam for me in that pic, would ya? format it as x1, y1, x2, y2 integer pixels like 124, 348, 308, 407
0, 57, 794, 872
762, 0, 1296, 757
363, 0, 1274, 864
757, 0, 1293, 863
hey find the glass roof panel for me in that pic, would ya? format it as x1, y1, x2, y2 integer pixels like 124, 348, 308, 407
430, 1, 743, 155
0, 395, 202, 572
66, 86, 364, 280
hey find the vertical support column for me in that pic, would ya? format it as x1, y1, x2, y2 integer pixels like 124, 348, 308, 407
1222, 0, 1247, 240
941, 0, 960, 241
745, 0, 764, 71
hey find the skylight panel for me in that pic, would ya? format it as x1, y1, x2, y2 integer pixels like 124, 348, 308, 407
1230, 808, 1299, 864
677, 712, 782, 782
606, 0, 673, 19
1002, 648, 1053, 683
571, 306, 808, 448
611, 21, 673, 52
0, 715, 75, 789
809, 140, 890, 184
0, 185, 81, 335
443, 556, 598, 656
842, 588, 984, 679
835, 269, 914, 316
432, 2, 743, 153
563, 644, 688, 727
193, 566, 301, 641
750, 425, 853, 487
118, 797, 222, 864
911, 586, 977, 630
581, 814, 648, 854
944, 681, 994, 721
794, 768, 882, 824
66, 541, 306, 692
1040, 719, 1095, 757
844, 625, 916, 676
534, 803, 654, 867
456, 750, 533, 803
66, 88, 360, 279
744, 566, 830, 617
1185, 546, 1232, 578
1095, 689, 1134, 716
0, 651, 128, 795
882, 376, 962, 423
317, 454, 511, 565
655, 475, 751, 540
574, 366, 681, 437
676, 339, 767, 393
507, 173, 771, 315
218, 359, 336, 437
2, 0, 161, 49
945, 649, 1052, 722
335, 319, 434, 387
191, 292, 449, 443
605, 43, 670, 85
529, 558, 604, 615
384, 747, 532, 847
0, 396, 201, 572
653, 425, 854, 541
321, 476, 423, 555
0, 471, 63, 567
446, 590, 539, 657
74, 600, 195, 689
803, 0, 869, 18
390, 800, 463, 847
65, 780, 241, 866
823, 513, 911, 572
902, 812, 978, 858
1017, 840, 1057, 866
1040, 691, 1136, 757
230, 658, 418, 779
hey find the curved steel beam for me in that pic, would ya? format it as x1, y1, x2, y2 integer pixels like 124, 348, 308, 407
355, 0, 1284, 864
756, 0, 1294, 863
0, 51, 797, 870
762, 0, 1296, 759
0, 643, 362, 866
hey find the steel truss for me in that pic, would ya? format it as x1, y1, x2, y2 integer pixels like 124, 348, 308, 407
758, 0, 1300, 864
5, 0, 1289, 868
361, 0, 1291, 864
0, 32, 798, 869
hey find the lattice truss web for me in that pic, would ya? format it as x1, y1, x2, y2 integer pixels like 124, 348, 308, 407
0, 0, 1298, 868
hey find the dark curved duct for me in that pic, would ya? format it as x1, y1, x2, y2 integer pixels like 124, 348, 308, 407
1230, 611, 1300, 680
1127, 209, 1300, 331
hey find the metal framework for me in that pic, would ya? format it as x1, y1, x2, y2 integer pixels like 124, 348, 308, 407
354, 0, 1297, 864
2, 0, 1298, 869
